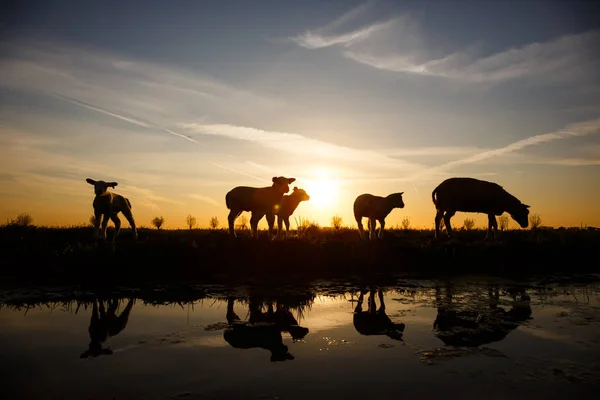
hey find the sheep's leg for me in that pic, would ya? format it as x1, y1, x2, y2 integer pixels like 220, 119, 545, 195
486, 214, 498, 240
378, 289, 386, 313
228, 209, 242, 237
355, 215, 366, 240
92, 209, 103, 239
284, 217, 290, 234
368, 218, 377, 240
434, 210, 444, 239
354, 290, 365, 314
110, 213, 121, 243
443, 211, 455, 238
121, 208, 137, 240
250, 212, 264, 239
368, 289, 376, 313
100, 213, 110, 241
378, 218, 386, 239
265, 213, 275, 238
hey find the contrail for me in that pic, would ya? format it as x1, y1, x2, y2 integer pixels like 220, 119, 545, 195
49, 93, 202, 144
48, 93, 283, 182
207, 162, 267, 183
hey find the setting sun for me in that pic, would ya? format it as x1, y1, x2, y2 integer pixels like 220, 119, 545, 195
303, 168, 340, 210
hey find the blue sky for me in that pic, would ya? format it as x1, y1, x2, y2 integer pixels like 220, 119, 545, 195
1, 0, 599, 228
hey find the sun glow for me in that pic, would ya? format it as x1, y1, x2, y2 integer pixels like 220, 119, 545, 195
303, 168, 340, 210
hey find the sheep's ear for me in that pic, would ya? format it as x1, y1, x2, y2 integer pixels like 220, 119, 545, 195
524, 204, 530, 208
272, 177, 278, 183
293, 186, 298, 191
86, 178, 96, 185
288, 178, 296, 183
107, 182, 118, 188
399, 192, 404, 195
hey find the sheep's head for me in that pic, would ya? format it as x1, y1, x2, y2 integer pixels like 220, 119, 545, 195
386, 192, 405, 209
509, 203, 530, 228
272, 176, 296, 194
291, 187, 310, 202
86, 178, 118, 196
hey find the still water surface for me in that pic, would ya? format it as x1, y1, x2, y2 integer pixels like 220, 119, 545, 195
1, 278, 600, 399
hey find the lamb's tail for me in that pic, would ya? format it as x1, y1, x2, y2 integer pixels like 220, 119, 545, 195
431, 188, 438, 209
126, 198, 132, 209
225, 193, 231, 210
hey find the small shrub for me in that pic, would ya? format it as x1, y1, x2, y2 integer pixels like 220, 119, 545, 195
331, 215, 343, 231
236, 215, 248, 230
401, 217, 411, 230
9, 213, 33, 228
498, 215, 509, 231
151, 216, 165, 230
463, 218, 475, 231
209, 216, 220, 229
529, 213, 542, 229
186, 214, 197, 230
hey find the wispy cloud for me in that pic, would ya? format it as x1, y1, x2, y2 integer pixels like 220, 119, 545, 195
291, 19, 394, 49
381, 146, 491, 157
290, 4, 600, 85
407, 117, 600, 180
181, 123, 423, 172
188, 194, 220, 207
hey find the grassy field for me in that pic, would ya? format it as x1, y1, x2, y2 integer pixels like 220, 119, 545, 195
1, 224, 599, 287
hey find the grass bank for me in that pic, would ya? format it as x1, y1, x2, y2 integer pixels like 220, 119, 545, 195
1, 225, 599, 287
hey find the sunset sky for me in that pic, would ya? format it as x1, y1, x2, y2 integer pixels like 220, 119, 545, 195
1, 0, 599, 229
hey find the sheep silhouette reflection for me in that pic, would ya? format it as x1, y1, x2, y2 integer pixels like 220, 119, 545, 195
220, 296, 309, 362
80, 298, 135, 358
433, 285, 532, 347
353, 287, 406, 340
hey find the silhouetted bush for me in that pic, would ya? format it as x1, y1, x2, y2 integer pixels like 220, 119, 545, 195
463, 218, 475, 231
529, 213, 542, 229
186, 214, 197, 230
151, 216, 165, 230
401, 217, 411, 230
331, 215, 343, 231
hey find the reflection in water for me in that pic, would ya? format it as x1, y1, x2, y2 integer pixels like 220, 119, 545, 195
353, 287, 405, 340
221, 296, 310, 362
80, 298, 135, 358
1, 279, 600, 399
433, 285, 532, 347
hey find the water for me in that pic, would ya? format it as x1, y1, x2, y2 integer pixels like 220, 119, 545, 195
1, 277, 600, 399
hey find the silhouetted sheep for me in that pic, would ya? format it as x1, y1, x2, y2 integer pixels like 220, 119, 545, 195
353, 192, 405, 240
268, 187, 310, 235
225, 176, 296, 238
432, 177, 530, 239
86, 178, 137, 242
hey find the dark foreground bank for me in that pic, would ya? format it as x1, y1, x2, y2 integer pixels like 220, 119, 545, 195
1, 225, 599, 286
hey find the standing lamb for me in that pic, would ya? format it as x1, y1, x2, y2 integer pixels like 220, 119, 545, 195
353, 192, 405, 240
226, 176, 296, 238
432, 177, 530, 240
266, 187, 310, 235
86, 178, 138, 242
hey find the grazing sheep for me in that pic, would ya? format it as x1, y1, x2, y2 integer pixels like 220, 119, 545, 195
225, 176, 296, 238
86, 178, 137, 242
432, 177, 530, 240
353, 192, 405, 240
267, 187, 310, 235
